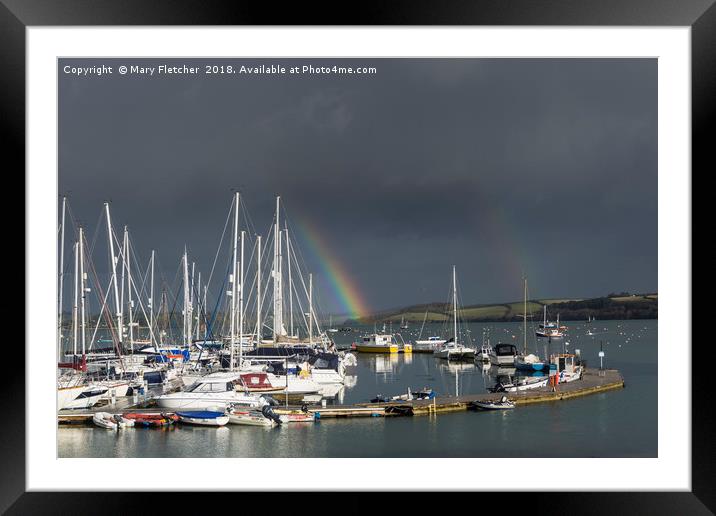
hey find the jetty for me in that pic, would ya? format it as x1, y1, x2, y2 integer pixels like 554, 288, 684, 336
57, 368, 624, 424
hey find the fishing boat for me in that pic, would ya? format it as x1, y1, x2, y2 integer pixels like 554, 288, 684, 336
122, 412, 179, 427
92, 412, 134, 430
434, 266, 476, 361
551, 353, 584, 384
470, 396, 515, 410
477, 331, 493, 362
488, 343, 519, 366
176, 410, 230, 426
536, 306, 564, 338
354, 334, 399, 353
489, 375, 549, 393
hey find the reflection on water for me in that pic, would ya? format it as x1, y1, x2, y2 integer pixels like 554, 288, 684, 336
59, 320, 657, 458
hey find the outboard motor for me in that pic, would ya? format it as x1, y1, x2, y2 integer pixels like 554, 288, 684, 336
261, 404, 282, 425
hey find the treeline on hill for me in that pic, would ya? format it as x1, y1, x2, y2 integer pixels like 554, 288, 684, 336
353, 294, 657, 324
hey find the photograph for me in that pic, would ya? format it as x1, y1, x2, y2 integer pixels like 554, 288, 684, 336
55, 56, 658, 459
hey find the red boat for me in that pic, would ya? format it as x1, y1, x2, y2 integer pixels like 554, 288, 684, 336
122, 413, 179, 427
239, 372, 277, 392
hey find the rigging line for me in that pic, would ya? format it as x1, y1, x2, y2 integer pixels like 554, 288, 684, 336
205, 195, 234, 298
83, 236, 125, 370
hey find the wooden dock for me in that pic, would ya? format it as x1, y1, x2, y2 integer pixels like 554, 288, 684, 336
58, 368, 624, 424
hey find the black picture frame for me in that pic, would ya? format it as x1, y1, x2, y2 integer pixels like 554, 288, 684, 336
4, 0, 710, 513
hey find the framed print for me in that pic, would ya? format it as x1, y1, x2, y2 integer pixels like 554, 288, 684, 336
4, 0, 711, 513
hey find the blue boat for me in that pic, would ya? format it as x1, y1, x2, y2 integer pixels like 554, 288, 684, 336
514, 354, 547, 371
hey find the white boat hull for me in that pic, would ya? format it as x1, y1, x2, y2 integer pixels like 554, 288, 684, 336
179, 415, 229, 426
156, 392, 262, 412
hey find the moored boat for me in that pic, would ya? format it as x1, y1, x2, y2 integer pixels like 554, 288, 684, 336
176, 410, 229, 426
122, 412, 179, 427
471, 396, 515, 410
354, 334, 399, 353
92, 412, 134, 430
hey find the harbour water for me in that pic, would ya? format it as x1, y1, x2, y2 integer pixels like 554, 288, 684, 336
58, 320, 656, 458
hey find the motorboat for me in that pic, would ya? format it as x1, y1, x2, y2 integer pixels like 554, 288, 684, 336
227, 405, 280, 427
156, 374, 266, 411
489, 343, 519, 366
59, 384, 110, 410
354, 334, 399, 353
470, 396, 515, 410
176, 411, 230, 426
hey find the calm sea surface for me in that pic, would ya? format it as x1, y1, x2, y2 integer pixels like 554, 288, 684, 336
58, 320, 657, 458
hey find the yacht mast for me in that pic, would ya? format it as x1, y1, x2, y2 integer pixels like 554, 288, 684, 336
230, 192, 239, 371
273, 196, 283, 341
72, 241, 79, 356
182, 248, 190, 347
104, 203, 123, 349
453, 265, 458, 346
286, 225, 294, 337
125, 228, 134, 354
149, 250, 155, 345
79, 227, 87, 357
58, 196, 66, 359
256, 235, 262, 346
239, 230, 245, 368
523, 276, 528, 354
195, 272, 201, 341
309, 273, 313, 345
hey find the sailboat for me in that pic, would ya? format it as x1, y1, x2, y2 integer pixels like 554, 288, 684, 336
433, 266, 476, 361
535, 306, 563, 338
514, 276, 548, 371
400, 316, 409, 330
327, 315, 338, 333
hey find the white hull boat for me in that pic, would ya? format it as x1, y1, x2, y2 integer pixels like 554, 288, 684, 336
434, 345, 476, 360
92, 412, 135, 429
176, 411, 230, 426
59, 385, 109, 410
227, 411, 277, 427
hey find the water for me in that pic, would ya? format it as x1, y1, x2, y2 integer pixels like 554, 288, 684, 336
58, 320, 657, 457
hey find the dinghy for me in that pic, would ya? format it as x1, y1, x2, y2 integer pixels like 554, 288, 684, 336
471, 396, 515, 410
176, 411, 229, 426
92, 412, 134, 430
122, 413, 179, 427
278, 411, 316, 423
227, 410, 278, 427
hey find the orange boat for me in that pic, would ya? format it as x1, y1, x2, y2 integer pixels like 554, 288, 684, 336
122, 413, 179, 427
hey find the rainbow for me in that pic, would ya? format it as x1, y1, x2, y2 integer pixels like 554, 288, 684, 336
292, 219, 370, 319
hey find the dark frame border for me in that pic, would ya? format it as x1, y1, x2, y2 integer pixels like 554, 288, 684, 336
4, 1, 711, 513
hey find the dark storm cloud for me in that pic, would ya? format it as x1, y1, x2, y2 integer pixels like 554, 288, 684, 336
59, 58, 657, 313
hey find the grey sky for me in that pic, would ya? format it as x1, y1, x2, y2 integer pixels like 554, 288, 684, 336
59, 58, 657, 315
